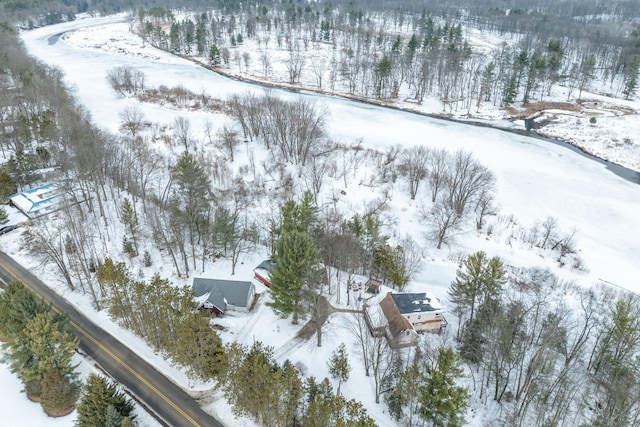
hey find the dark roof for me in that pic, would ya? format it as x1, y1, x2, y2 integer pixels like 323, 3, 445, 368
192, 278, 254, 312
255, 259, 276, 272
391, 292, 442, 315
380, 293, 413, 338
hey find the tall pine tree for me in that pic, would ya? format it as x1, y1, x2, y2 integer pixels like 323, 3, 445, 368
268, 230, 318, 323
327, 343, 350, 395
40, 368, 80, 417
76, 373, 135, 427
448, 251, 506, 335
419, 347, 469, 427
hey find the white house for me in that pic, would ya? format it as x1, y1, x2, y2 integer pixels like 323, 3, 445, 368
391, 292, 447, 333
8, 178, 82, 219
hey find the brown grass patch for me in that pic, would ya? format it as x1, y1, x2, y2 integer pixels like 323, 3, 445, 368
504, 101, 581, 118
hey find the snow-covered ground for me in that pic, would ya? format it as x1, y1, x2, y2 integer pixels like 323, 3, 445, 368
3, 13, 639, 427
38, 15, 640, 172
0, 348, 161, 427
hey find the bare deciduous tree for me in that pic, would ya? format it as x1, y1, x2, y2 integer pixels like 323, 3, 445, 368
423, 197, 463, 250
284, 42, 305, 83
427, 147, 450, 203
106, 65, 146, 95
173, 116, 191, 151
399, 145, 429, 200
310, 58, 327, 89
119, 105, 146, 138
216, 125, 240, 162
24, 219, 75, 291
259, 50, 271, 78
446, 150, 495, 217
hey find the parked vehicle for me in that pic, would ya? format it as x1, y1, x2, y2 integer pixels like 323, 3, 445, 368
0, 225, 17, 235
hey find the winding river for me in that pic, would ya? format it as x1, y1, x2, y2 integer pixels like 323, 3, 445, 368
20, 15, 640, 293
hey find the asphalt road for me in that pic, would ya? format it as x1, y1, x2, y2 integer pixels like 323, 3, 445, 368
0, 251, 224, 427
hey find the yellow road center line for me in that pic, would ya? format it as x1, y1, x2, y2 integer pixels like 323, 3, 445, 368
1, 261, 200, 427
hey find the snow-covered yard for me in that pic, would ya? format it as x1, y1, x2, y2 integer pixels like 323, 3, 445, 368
1, 13, 639, 427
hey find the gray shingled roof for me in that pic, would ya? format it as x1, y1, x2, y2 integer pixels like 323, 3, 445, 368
192, 278, 254, 312
255, 259, 276, 272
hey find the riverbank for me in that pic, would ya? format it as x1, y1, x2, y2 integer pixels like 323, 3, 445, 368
204, 60, 640, 174
48, 16, 639, 177
58, 18, 640, 172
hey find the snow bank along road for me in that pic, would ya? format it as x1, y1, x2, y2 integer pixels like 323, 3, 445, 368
0, 251, 224, 427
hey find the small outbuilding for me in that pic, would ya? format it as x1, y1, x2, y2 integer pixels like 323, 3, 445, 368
364, 277, 382, 295
192, 278, 256, 315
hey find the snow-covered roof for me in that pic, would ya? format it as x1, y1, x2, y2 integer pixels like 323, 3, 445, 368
8, 179, 73, 219
254, 259, 276, 272
364, 302, 386, 328
192, 278, 254, 313
391, 292, 443, 315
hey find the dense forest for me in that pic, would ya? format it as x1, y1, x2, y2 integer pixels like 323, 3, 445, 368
2, 1, 640, 426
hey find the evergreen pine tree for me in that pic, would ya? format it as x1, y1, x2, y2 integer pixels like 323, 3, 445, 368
77, 373, 135, 427
0, 206, 8, 224
0, 170, 17, 201
385, 363, 423, 424
419, 347, 469, 427
327, 343, 350, 395
209, 44, 221, 66
12, 311, 78, 395
173, 151, 211, 272
372, 244, 409, 289
173, 311, 224, 380
120, 198, 138, 253
0, 281, 50, 342
407, 34, 419, 58
40, 368, 79, 417
272, 191, 317, 239
120, 417, 137, 427
268, 230, 319, 322
122, 237, 136, 257
448, 251, 506, 333
105, 404, 124, 427
302, 377, 335, 427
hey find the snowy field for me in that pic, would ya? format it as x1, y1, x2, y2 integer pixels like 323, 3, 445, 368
1, 13, 639, 427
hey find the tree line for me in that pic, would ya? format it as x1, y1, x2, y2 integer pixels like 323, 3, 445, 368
136, 0, 640, 111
